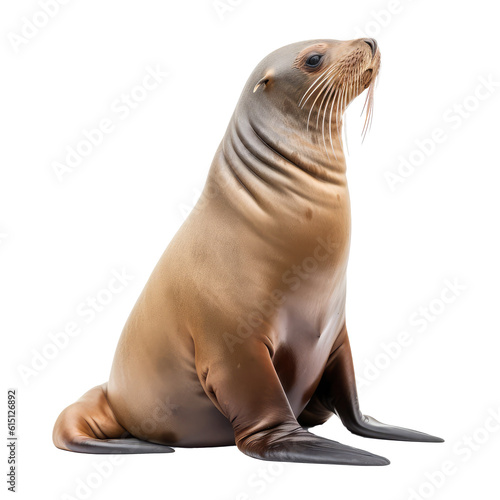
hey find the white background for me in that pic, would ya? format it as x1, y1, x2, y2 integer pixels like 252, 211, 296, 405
1, 0, 499, 499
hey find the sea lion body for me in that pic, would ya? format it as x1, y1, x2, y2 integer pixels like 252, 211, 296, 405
107, 147, 350, 447
53, 38, 442, 464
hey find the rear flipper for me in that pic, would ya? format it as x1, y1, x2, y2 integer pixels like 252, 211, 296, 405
298, 326, 444, 443
53, 384, 174, 454
198, 337, 390, 465
62, 437, 174, 454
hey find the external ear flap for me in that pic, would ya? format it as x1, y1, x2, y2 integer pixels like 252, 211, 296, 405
253, 73, 272, 93
253, 77, 269, 93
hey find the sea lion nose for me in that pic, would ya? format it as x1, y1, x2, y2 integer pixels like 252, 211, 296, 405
363, 38, 377, 57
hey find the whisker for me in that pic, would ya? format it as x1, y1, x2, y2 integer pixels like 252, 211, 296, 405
315, 68, 342, 128
342, 72, 354, 154
307, 71, 336, 131
298, 66, 331, 107
327, 83, 339, 161
300, 66, 336, 109
325, 83, 339, 160
326, 78, 344, 160
346, 65, 362, 150
320, 87, 333, 160
361, 82, 375, 141
335, 80, 345, 145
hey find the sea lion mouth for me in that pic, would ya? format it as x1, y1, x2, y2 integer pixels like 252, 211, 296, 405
363, 69, 373, 88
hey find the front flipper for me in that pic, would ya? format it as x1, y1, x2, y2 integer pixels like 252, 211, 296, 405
298, 326, 443, 443
198, 338, 389, 465
239, 422, 389, 465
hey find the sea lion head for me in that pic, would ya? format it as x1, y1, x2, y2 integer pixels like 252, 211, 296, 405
234, 39, 381, 167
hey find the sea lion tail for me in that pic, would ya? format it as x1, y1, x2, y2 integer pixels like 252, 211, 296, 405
52, 383, 174, 454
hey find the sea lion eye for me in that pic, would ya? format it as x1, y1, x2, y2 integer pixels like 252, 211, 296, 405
305, 54, 323, 68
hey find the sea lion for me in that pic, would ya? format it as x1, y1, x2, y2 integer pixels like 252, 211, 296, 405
53, 38, 443, 465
